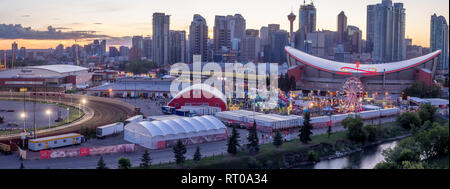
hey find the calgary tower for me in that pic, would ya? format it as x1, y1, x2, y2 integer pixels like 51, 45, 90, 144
287, 11, 296, 47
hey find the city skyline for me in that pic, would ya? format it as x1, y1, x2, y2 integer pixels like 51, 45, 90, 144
0, 0, 448, 50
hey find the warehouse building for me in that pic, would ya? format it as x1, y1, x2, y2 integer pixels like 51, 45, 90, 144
124, 115, 227, 149
86, 76, 172, 98
0, 64, 91, 92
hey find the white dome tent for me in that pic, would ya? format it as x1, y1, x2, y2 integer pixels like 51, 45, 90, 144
124, 115, 227, 149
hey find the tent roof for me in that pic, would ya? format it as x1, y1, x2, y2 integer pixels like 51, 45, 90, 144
126, 115, 226, 137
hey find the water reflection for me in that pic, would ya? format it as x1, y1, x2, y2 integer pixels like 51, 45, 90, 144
299, 141, 399, 169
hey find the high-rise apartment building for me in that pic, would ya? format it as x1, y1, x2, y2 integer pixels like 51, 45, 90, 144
430, 14, 449, 74
143, 37, 152, 60
152, 12, 170, 66
189, 14, 208, 63
299, 1, 316, 33
367, 0, 405, 63
169, 30, 186, 64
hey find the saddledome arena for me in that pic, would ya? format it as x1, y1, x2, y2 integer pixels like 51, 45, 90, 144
285, 46, 442, 95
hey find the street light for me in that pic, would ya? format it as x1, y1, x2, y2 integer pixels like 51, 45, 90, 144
20, 112, 26, 131
46, 109, 52, 128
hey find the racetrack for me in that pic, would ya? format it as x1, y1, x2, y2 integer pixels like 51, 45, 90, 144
0, 92, 134, 142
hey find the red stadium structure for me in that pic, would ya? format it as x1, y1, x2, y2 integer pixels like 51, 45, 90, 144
167, 84, 228, 111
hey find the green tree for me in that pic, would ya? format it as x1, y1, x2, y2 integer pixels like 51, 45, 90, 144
363, 124, 378, 141
299, 111, 313, 144
173, 140, 187, 164
139, 150, 152, 168
247, 121, 260, 155
374, 161, 398, 169
415, 122, 449, 158
342, 116, 366, 143
118, 156, 131, 169
227, 125, 240, 155
382, 138, 421, 165
397, 112, 421, 130
417, 103, 437, 124
401, 161, 425, 169
193, 146, 202, 161
273, 130, 283, 147
327, 125, 332, 138
96, 156, 108, 169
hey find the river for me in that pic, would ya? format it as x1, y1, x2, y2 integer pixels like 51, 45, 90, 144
298, 140, 399, 169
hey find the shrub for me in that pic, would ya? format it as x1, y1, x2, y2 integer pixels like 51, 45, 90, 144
397, 112, 421, 130
307, 151, 320, 162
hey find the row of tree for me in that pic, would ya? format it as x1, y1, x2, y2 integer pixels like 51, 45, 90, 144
402, 81, 441, 98
95, 142, 203, 169
375, 103, 448, 169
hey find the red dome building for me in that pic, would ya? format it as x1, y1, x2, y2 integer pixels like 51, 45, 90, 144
167, 84, 228, 111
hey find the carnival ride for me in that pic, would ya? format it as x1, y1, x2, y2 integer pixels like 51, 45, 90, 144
340, 77, 364, 112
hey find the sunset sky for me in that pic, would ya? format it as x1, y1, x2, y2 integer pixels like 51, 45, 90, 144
0, 0, 448, 50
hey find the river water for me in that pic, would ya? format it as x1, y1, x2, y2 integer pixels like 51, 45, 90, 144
298, 140, 399, 169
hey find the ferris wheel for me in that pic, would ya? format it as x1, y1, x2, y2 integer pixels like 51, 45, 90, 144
342, 77, 364, 112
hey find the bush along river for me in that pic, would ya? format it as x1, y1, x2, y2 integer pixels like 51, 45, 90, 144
289, 135, 411, 169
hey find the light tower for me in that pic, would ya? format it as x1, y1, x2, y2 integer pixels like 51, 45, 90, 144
287, 11, 296, 47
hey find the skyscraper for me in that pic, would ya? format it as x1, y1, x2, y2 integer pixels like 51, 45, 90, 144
430, 14, 449, 74
169, 30, 186, 64
213, 15, 231, 62
189, 14, 208, 63
152, 12, 170, 66
368, 0, 405, 63
299, 1, 316, 33
228, 14, 246, 41
11, 42, 17, 68
101, 40, 107, 57
271, 30, 289, 63
143, 37, 152, 60
337, 11, 347, 44
119, 46, 129, 57
241, 29, 260, 63
347, 25, 363, 54
366, 5, 376, 53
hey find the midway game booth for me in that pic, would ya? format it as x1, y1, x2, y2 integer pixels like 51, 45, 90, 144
124, 115, 227, 149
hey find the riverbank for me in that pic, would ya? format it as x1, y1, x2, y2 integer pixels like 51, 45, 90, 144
146, 121, 409, 169
286, 134, 411, 168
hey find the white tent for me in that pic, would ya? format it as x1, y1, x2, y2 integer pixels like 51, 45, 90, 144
124, 115, 227, 149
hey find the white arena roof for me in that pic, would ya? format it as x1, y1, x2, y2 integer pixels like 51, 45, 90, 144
285, 46, 441, 75
31, 64, 88, 74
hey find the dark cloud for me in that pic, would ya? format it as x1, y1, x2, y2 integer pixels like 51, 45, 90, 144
94, 23, 102, 25
0, 24, 109, 40
22, 15, 31, 17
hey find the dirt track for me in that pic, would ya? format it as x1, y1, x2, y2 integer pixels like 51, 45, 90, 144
0, 92, 134, 142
